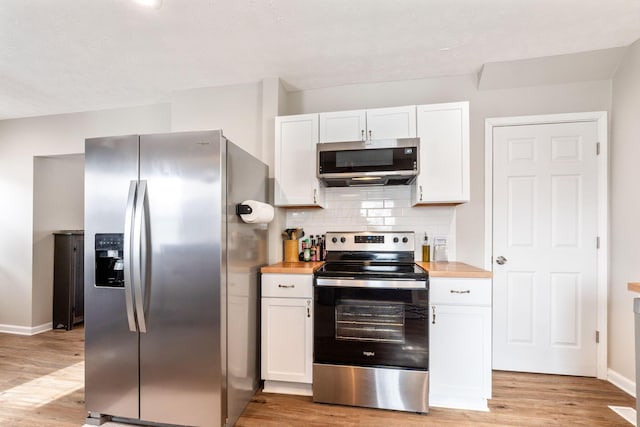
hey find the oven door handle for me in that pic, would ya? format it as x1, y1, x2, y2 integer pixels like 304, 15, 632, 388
315, 277, 427, 290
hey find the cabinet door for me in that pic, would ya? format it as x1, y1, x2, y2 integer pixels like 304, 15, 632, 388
366, 105, 416, 140
319, 110, 366, 143
275, 114, 323, 207
413, 102, 469, 205
261, 297, 313, 383
429, 304, 491, 400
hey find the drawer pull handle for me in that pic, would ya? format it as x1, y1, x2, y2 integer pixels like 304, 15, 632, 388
450, 290, 471, 294
278, 284, 295, 288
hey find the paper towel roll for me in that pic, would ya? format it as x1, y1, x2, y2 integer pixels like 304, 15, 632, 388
238, 200, 274, 224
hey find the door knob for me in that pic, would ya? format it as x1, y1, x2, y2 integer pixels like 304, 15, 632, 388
496, 256, 507, 265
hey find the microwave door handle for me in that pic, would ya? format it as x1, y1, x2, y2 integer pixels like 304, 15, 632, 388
123, 181, 137, 332
133, 180, 149, 333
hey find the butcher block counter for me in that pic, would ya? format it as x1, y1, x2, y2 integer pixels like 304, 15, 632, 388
260, 261, 324, 274
261, 261, 491, 278
628, 282, 640, 293
418, 261, 493, 278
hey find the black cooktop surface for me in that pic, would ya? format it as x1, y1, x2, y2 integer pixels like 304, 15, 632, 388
315, 261, 427, 280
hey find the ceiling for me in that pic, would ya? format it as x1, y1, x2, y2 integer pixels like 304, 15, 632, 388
1, 0, 640, 120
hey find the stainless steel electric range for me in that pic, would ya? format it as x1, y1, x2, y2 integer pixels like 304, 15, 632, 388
313, 231, 429, 413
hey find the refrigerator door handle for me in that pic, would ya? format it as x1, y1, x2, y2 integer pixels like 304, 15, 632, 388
133, 179, 149, 333
123, 180, 138, 332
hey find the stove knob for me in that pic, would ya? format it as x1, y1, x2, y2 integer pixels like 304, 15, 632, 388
393, 237, 399, 243
331, 237, 338, 244
402, 237, 409, 243
340, 237, 346, 243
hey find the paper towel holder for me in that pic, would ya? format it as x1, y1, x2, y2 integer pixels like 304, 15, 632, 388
236, 203, 252, 216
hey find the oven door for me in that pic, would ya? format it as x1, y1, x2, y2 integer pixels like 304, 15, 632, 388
314, 283, 428, 370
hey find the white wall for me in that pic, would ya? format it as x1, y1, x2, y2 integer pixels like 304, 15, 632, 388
286, 76, 612, 266
171, 83, 263, 162
32, 154, 85, 327
0, 104, 170, 330
610, 40, 640, 382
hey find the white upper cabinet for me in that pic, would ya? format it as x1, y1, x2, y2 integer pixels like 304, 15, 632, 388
412, 102, 470, 205
319, 110, 366, 143
318, 106, 416, 143
366, 105, 417, 140
274, 114, 324, 207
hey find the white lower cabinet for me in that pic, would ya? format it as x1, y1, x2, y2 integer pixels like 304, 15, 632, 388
261, 273, 313, 395
429, 277, 492, 411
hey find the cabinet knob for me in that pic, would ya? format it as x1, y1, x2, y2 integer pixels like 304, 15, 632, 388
368, 130, 372, 139
361, 129, 365, 141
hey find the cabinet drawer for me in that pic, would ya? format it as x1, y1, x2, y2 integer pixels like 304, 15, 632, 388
430, 278, 491, 306
262, 274, 313, 298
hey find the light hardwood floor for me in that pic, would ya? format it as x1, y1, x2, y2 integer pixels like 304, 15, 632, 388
0, 326, 634, 426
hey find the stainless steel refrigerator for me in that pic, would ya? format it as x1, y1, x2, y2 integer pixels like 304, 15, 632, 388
84, 130, 267, 427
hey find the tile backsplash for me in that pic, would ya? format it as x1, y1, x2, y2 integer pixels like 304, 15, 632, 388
285, 186, 456, 261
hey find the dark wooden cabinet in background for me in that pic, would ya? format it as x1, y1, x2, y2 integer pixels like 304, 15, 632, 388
53, 230, 84, 330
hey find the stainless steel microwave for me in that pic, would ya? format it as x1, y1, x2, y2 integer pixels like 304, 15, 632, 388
317, 138, 419, 187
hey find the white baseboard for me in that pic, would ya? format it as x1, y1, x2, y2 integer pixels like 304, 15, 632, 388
609, 405, 636, 426
263, 380, 312, 396
609, 368, 636, 398
429, 394, 489, 412
0, 322, 52, 336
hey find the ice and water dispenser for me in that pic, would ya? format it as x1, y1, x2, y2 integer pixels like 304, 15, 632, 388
95, 233, 125, 287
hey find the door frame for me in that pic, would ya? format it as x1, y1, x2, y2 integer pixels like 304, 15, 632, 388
484, 111, 608, 379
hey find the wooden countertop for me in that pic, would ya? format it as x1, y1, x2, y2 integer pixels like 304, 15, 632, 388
628, 282, 640, 293
417, 262, 493, 278
261, 261, 325, 274
261, 261, 491, 278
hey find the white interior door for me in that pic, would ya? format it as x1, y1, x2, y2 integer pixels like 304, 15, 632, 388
492, 121, 599, 376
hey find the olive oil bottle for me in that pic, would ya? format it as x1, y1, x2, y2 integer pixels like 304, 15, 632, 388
422, 233, 430, 262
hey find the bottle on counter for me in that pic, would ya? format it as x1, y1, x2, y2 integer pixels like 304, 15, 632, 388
310, 235, 317, 261
422, 233, 431, 262
319, 235, 325, 261
303, 239, 311, 262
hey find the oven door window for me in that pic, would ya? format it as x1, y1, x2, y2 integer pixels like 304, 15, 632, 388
336, 299, 405, 343
314, 286, 428, 370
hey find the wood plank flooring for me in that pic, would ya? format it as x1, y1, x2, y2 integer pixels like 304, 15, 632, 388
0, 326, 635, 426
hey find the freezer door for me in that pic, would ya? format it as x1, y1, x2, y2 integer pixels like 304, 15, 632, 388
84, 135, 140, 419
138, 130, 224, 426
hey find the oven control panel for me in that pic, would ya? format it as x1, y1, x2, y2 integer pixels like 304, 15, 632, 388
325, 231, 415, 252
